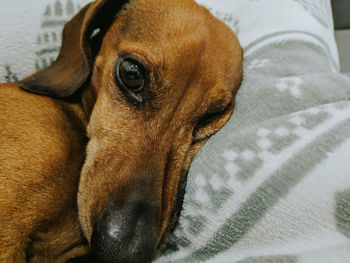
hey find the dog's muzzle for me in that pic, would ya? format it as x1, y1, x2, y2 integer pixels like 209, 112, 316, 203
90, 200, 158, 263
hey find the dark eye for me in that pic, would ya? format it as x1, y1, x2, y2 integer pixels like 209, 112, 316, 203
115, 55, 150, 105
119, 60, 144, 92
117, 57, 146, 92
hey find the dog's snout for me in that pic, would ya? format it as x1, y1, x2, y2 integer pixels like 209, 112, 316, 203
91, 200, 158, 263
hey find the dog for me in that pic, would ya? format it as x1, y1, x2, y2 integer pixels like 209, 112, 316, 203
0, 0, 243, 262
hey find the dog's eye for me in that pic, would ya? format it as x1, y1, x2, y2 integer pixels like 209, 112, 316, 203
119, 60, 145, 92
115, 55, 149, 105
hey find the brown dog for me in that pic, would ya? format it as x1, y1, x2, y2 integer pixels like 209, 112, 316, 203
0, 0, 243, 262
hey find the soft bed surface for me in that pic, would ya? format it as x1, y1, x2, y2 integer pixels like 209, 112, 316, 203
1, 1, 350, 262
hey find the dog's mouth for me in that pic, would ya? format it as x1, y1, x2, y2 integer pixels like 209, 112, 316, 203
157, 169, 189, 252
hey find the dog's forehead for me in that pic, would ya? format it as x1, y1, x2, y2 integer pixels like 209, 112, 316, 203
111, 0, 225, 49
105, 0, 238, 73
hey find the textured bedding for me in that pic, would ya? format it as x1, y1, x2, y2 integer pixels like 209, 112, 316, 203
1, 1, 350, 263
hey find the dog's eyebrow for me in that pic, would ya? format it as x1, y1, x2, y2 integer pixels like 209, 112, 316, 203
117, 43, 165, 70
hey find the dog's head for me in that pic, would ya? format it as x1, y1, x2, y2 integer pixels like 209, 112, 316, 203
20, 0, 242, 262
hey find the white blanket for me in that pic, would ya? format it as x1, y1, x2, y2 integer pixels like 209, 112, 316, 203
1, 1, 350, 263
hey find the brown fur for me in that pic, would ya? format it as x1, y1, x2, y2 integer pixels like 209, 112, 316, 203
0, 83, 88, 262
0, 0, 243, 262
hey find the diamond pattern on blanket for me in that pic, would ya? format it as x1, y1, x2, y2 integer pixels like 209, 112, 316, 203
260, 127, 298, 154
169, 104, 350, 263
165, 169, 234, 250
298, 110, 331, 130
221, 105, 334, 182
276, 77, 303, 98
223, 145, 262, 182
191, 172, 233, 213
247, 59, 270, 70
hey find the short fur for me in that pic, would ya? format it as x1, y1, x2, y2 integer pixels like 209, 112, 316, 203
0, 0, 243, 262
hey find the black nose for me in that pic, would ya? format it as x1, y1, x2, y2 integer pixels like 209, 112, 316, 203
91, 201, 158, 263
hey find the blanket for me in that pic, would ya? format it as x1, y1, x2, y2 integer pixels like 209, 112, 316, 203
1, 1, 350, 262
155, 1, 350, 263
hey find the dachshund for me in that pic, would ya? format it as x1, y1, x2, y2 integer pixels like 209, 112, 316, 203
0, 0, 243, 262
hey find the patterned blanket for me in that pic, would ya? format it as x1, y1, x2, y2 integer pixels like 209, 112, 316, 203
1, 1, 350, 262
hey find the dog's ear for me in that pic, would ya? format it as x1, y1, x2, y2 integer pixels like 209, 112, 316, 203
19, 0, 128, 98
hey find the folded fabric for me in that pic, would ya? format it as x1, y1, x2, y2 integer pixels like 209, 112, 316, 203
1, 1, 349, 263
155, 1, 350, 262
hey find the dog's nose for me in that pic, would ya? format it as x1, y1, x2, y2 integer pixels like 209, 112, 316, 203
91, 200, 158, 263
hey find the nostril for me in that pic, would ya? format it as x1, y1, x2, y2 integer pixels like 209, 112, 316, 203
91, 202, 158, 263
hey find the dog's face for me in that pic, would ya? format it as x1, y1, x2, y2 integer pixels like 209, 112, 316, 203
20, 0, 242, 262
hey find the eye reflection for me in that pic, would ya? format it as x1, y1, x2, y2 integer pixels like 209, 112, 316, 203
119, 61, 144, 91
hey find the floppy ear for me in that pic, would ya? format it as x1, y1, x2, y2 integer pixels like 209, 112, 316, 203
19, 0, 129, 98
